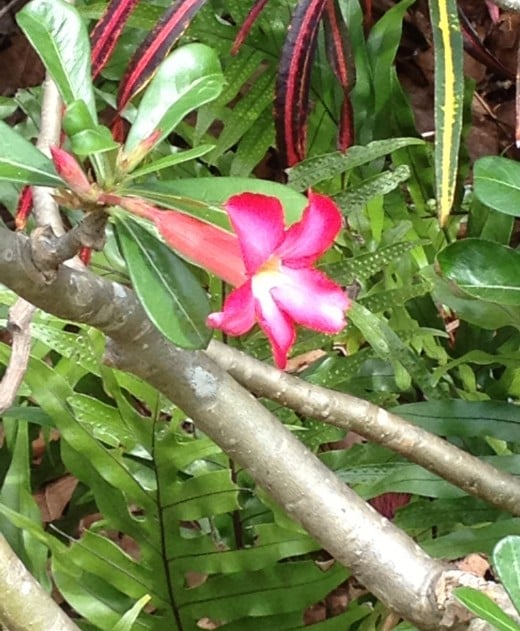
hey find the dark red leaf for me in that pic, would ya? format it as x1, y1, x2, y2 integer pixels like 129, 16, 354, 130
117, 0, 209, 112
274, 0, 327, 168
90, 0, 141, 79
459, 8, 514, 81
231, 0, 270, 56
323, 0, 355, 151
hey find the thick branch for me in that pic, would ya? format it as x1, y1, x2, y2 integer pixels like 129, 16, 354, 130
0, 534, 81, 631
206, 341, 520, 516
0, 225, 509, 630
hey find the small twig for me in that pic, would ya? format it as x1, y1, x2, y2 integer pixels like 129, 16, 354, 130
0, 299, 33, 414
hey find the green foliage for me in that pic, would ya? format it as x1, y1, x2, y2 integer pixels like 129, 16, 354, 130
1, 0, 520, 629
0, 120, 63, 187
17, 0, 97, 119
0, 304, 352, 630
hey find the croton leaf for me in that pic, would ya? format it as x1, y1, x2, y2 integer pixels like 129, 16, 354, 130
114, 213, 211, 349
90, 0, 141, 79
117, 0, 209, 111
323, 0, 355, 151
274, 0, 327, 167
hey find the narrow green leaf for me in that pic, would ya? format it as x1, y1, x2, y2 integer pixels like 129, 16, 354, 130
454, 586, 520, 631
114, 595, 151, 631
123, 43, 224, 164
333, 164, 411, 215
428, 0, 463, 225
494, 537, 520, 617
128, 144, 214, 179
425, 520, 520, 559
124, 177, 309, 227
114, 213, 211, 349
17, 0, 97, 119
474, 156, 520, 216
323, 240, 426, 284
437, 239, 520, 306
394, 400, 520, 443
0, 120, 63, 186
348, 302, 437, 397
287, 138, 424, 191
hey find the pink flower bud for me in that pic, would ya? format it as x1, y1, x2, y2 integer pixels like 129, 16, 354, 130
50, 146, 94, 198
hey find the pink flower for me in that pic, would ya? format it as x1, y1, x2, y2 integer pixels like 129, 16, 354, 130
207, 192, 349, 369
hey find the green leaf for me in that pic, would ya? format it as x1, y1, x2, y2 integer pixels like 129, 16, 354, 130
348, 302, 437, 397
287, 138, 424, 191
124, 177, 309, 227
474, 156, 520, 217
114, 594, 151, 631
122, 43, 225, 167
0, 120, 63, 186
114, 213, 211, 349
454, 586, 520, 631
494, 537, 520, 617
393, 400, 520, 443
323, 240, 426, 284
128, 144, 215, 179
437, 239, 520, 306
428, 0, 463, 225
17, 0, 96, 119
426, 265, 520, 330
425, 519, 520, 559
333, 164, 411, 215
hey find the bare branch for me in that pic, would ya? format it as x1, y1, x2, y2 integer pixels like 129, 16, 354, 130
0, 534, 81, 631
0, 299, 34, 413
32, 76, 64, 234
0, 71, 65, 413
206, 341, 520, 516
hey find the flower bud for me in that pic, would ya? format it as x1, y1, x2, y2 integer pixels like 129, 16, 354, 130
50, 146, 96, 200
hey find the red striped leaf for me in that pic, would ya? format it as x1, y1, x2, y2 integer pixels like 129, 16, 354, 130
459, 8, 514, 81
323, 0, 355, 151
117, 0, 209, 111
231, 0, 270, 56
90, 0, 140, 79
274, 0, 327, 168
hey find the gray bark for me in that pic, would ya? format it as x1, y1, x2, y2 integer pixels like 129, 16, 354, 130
0, 534, 81, 631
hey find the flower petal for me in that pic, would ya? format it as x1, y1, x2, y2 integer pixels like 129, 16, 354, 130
252, 272, 296, 369
270, 266, 349, 332
207, 281, 256, 335
225, 193, 285, 274
276, 192, 343, 266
